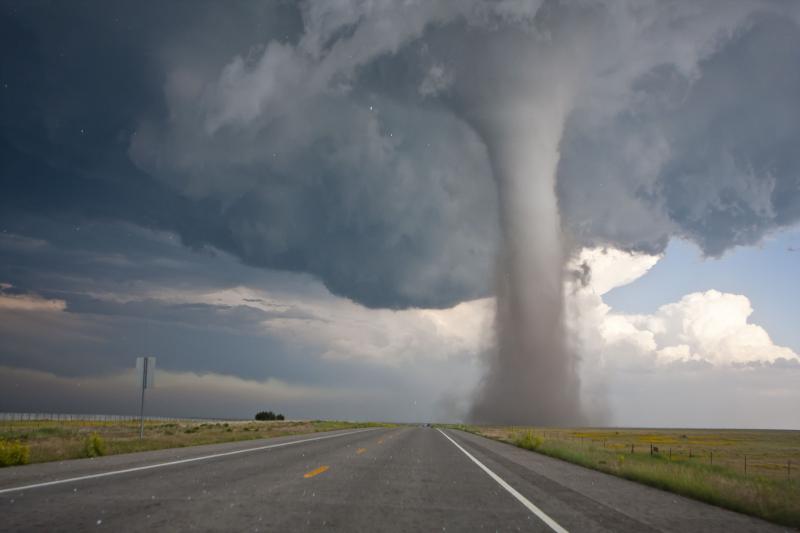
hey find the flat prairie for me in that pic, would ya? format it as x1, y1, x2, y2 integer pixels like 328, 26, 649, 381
452, 424, 800, 528
0, 419, 387, 465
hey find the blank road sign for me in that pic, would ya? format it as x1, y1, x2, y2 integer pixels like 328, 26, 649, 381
136, 356, 156, 389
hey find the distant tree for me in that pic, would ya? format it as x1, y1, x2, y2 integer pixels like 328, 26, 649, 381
276, 414, 285, 421
255, 411, 276, 421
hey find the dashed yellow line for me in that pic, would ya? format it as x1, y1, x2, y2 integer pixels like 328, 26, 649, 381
303, 465, 329, 478
356, 448, 367, 455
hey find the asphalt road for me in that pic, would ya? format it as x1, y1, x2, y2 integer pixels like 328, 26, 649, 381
0, 426, 788, 532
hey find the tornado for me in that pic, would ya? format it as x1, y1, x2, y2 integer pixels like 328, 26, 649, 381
455, 21, 588, 426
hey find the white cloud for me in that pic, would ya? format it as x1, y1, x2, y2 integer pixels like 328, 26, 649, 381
569, 247, 661, 296
139, 283, 493, 366
645, 290, 796, 365
568, 247, 799, 368
567, 245, 800, 427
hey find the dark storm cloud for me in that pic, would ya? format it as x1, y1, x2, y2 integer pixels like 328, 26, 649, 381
1, 0, 497, 310
3, 0, 800, 425
0, 271, 303, 381
65, 297, 310, 332
0, 231, 482, 422
0, 216, 325, 308
5, 1, 800, 311
0, 220, 480, 407
0, 236, 415, 390
558, 10, 800, 256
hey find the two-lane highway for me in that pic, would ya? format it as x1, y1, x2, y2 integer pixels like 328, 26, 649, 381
0, 427, 787, 532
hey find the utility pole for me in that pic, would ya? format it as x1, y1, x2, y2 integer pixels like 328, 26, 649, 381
136, 357, 156, 439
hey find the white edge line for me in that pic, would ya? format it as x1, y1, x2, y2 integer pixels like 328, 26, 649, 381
437, 428, 569, 533
0, 427, 379, 495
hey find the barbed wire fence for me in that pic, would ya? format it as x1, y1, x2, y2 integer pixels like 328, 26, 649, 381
511, 428, 796, 482
0, 412, 249, 425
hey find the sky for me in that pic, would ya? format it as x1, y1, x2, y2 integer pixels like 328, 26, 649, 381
1, 0, 799, 427
606, 231, 800, 352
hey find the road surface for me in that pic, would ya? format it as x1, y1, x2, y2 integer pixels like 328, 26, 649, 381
0, 426, 788, 532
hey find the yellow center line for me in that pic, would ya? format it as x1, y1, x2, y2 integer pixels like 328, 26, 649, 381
356, 448, 367, 455
303, 465, 330, 478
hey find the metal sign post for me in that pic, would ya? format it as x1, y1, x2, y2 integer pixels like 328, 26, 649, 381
135, 356, 156, 439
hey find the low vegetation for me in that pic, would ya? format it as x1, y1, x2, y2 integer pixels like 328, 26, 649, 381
0, 418, 391, 466
83, 433, 106, 457
448, 425, 800, 528
0, 439, 30, 466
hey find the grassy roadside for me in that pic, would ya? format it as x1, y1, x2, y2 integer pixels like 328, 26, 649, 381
0, 419, 391, 466
443, 424, 800, 528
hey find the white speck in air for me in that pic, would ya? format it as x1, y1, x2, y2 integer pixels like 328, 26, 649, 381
96, 519, 102, 525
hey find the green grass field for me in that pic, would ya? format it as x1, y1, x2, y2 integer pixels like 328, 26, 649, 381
0, 419, 389, 466
449, 424, 800, 528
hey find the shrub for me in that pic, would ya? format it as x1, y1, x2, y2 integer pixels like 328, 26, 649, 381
84, 433, 106, 458
0, 439, 30, 467
514, 431, 543, 451
255, 411, 283, 421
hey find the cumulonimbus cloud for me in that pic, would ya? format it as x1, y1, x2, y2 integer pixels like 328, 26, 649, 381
4, 1, 800, 310
3, 1, 800, 425
567, 247, 800, 369
122, 1, 800, 310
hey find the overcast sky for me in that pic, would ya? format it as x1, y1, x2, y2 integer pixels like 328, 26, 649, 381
1, 0, 799, 427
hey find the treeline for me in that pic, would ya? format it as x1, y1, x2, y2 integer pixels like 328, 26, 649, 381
254, 411, 285, 421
